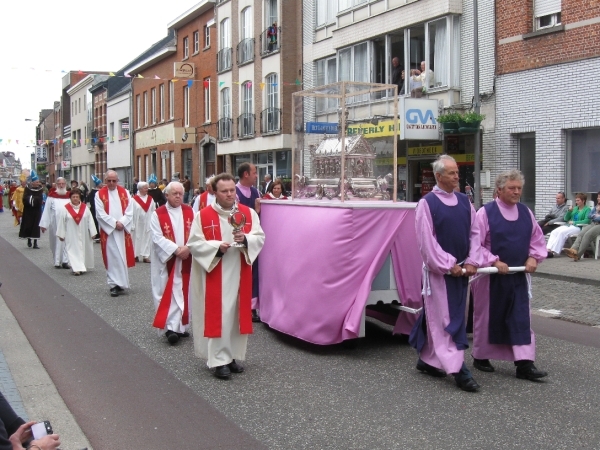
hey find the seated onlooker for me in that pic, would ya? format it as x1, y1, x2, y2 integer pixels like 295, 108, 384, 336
538, 191, 568, 234
546, 193, 591, 257
563, 193, 600, 261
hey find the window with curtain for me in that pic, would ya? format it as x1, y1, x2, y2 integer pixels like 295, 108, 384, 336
316, 0, 338, 27
315, 56, 337, 112
266, 73, 278, 109
266, 0, 277, 26
220, 18, 230, 48
221, 88, 230, 118
242, 82, 253, 114
428, 18, 448, 88
241, 7, 252, 39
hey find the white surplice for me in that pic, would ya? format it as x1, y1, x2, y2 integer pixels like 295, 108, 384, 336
192, 192, 215, 213
55, 202, 96, 273
188, 203, 265, 368
95, 188, 134, 289
132, 195, 156, 259
39, 195, 70, 266
150, 204, 190, 333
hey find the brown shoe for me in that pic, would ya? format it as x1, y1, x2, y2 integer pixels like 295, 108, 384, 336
562, 248, 576, 258
143, 258, 151, 263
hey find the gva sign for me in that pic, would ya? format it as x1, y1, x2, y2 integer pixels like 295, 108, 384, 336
406, 109, 437, 126
401, 98, 440, 140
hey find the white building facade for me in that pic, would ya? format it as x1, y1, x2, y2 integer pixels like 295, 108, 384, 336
106, 85, 132, 184
67, 75, 96, 184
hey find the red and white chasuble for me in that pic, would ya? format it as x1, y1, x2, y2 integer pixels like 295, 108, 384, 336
56, 202, 96, 273
132, 194, 156, 259
133, 194, 153, 212
39, 189, 71, 266
65, 202, 86, 224
187, 202, 265, 368
97, 186, 135, 269
151, 204, 194, 330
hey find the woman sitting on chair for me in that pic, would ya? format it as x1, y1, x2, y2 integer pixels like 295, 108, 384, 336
546, 192, 591, 258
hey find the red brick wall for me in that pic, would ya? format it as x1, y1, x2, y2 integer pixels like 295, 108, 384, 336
496, 0, 600, 74
132, 7, 217, 186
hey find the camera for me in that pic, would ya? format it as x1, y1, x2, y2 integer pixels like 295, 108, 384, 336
31, 421, 53, 439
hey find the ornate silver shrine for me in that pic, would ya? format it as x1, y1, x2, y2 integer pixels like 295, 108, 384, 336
295, 134, 392, 200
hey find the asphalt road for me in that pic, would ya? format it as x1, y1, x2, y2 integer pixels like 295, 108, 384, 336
1, 212, 600, 449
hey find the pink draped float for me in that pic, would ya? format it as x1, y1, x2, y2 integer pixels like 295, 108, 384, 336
258, 201, 424, 345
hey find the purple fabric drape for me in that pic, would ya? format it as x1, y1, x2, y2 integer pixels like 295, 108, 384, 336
259, 202, 423, 345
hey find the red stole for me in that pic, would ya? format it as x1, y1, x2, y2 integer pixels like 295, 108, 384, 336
48, 190, 70, 199
200, 205, 253, 338
152, 205, 194, 330
133, 194, 152, 212
98, 186, 135, 269
65, 203, 86, 225
200, 191, 209, 209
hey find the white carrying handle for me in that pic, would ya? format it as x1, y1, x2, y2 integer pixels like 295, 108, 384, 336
461, 266, 526, 274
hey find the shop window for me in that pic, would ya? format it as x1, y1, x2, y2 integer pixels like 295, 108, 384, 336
569, 129, 600, 195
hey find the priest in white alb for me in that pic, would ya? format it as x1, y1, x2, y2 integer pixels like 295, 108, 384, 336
150, 182, 194, 345
56, 188, 96, 276
192, 176, 215, 213
39, 177, 71, 269
132, 181, 156, 263
95, 170, 135, 297
188, 173, 265, 379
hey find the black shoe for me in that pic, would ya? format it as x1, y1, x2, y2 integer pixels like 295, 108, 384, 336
55, 265, 61, 269
251, 309, 261, 323
416, 358, 447, 377
177, 331, 190, 338
214, 365, 231, 379
228, 360, 244, 374
61, 263, 70, 269
546, 251, 554, 258
110, 287, 119, 297
165, 330, 180, 345
473, 358, 495, 373
456, 377, 480, 392
516, 364, 548, 381
27, 239, 32, 248
32, 243, 40, 249
115, 286, 124, 292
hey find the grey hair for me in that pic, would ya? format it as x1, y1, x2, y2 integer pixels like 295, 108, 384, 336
105, 170, 118, 180
164, 181, 184, 195
56, 177, 66, 183
137, 181, 148, 190
495, 169, 525, 190
431, 154, 457, 175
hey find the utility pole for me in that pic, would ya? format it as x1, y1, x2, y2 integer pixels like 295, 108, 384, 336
473, 0, 482, 209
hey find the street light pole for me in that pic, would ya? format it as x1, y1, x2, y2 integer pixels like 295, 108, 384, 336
473, 0, 482, 209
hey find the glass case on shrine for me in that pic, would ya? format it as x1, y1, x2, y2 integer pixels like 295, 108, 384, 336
291, 81, 399, 201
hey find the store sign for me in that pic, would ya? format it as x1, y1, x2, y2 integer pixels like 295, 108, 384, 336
36, 146, 47, 162
347, 120, 399, 138
174, 62, 195, 78
401, 98, 439, 140
408, 145, 443, 156
61, 160, 71, 170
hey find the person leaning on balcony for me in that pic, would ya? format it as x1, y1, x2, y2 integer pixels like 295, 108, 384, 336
537, 191, 568, 234
546, 193, 591, 258
563, 193, 600, 261
410, 61, 435, 94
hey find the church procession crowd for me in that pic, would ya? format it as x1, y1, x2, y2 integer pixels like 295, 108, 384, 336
2, 155, 548, 393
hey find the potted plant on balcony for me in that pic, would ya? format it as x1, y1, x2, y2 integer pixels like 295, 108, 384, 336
437, 112, 462, 133
458, 111, 485, 133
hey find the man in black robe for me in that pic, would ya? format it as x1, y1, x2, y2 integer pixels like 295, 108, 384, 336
19, 171, 44, 249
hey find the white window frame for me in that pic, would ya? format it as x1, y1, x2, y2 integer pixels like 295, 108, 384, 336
204, 25, 210, 48
144, 92, 148, 126
193, 31, 200, 53
136, 95, 140, 129
159, 84, 164, 122
110, 122, 114, 142
204, 78, 211, 123
169, 81, 175, 119
184, 86, 190, 127
315, 56, 337, 112
266, 73, 278, 109
151, 88, 156, 124
265, 0, 277, 26
221, 87, 231, 119
183, 37, 189, 59
220, 18, 231, 49
241, 7, 253, 40
534, 0, 562, 30
242, 81, 253, 114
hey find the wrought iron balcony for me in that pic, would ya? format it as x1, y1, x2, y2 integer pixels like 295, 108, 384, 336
218, 118, 232, 141
260, 26, 280, 56
237, 113, 255, 138
260, 107, 281, 134
236, 38, 254, 65
217, 47, 232, 73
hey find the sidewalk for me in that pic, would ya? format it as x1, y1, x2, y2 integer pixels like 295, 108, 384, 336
533, 252, 600, 286
0, 293, 92, 450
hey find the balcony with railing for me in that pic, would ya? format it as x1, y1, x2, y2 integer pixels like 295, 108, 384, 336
237, 113, 254, 138
236, 38, 254, 65
218, 118, 232, 141
260, 26, 280, 57
217, 47, 232, 73
260, 107, 281, 134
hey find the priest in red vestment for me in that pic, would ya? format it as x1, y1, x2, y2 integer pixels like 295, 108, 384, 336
132, 181, 156, 263
150, 182, 194, 345
188, 173, 265, 379
95, 170, 135, 297
39, 177, 71, 268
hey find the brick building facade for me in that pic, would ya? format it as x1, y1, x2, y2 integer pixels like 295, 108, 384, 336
128, 1, 218, 191
494, 0, 600, 216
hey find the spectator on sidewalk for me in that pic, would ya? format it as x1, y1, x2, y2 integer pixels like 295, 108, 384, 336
546, 193, 591, 257
537, 192, 568, 234
563, 194, 600, 261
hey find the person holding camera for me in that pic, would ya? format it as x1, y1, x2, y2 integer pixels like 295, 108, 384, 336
537, 191, 568, 235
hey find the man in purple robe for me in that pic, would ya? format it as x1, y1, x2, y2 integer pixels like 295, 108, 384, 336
235, 162, 262, 322
471, 169, 548, 381
409, 155, 481, 392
